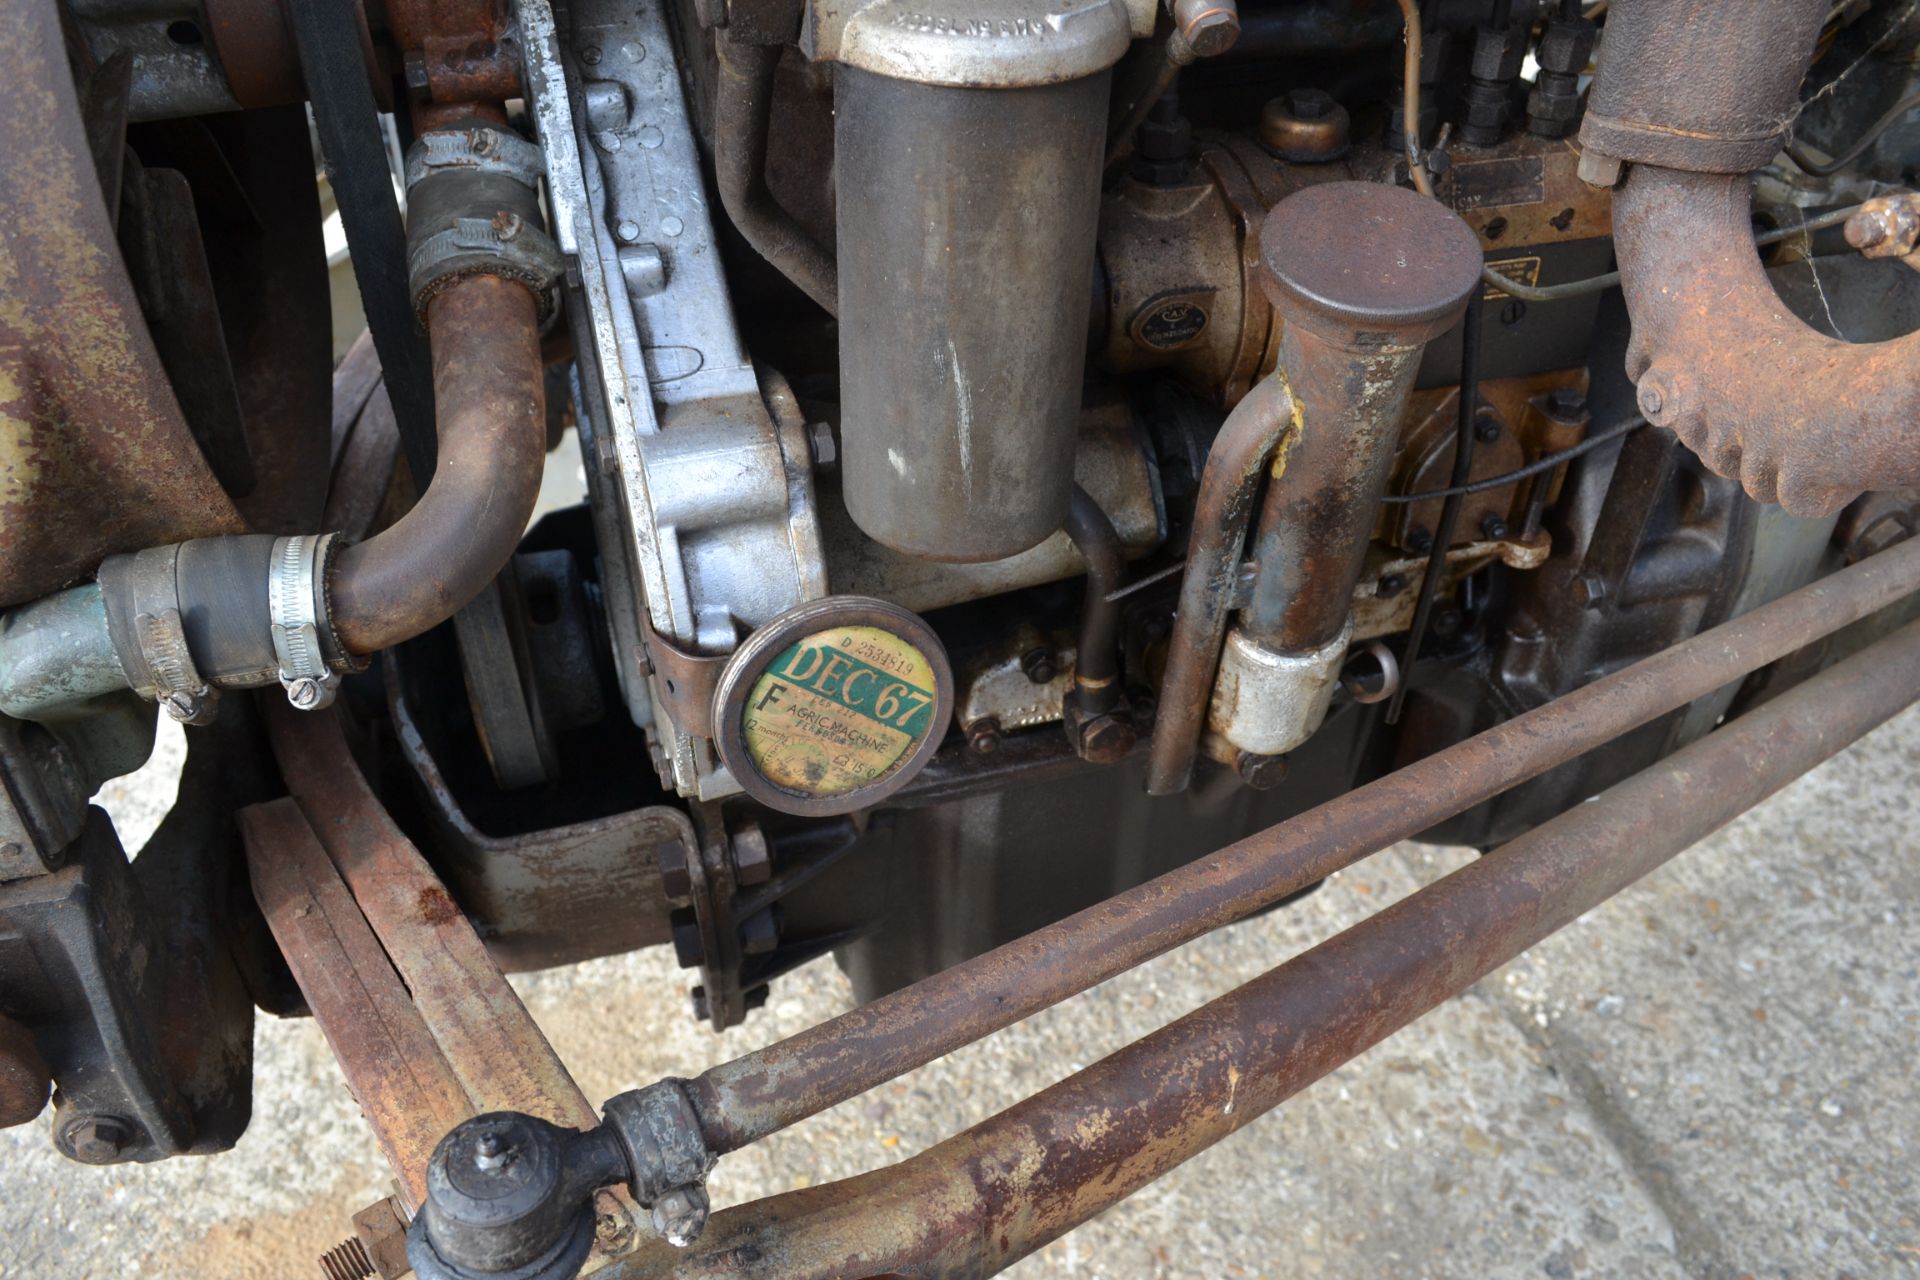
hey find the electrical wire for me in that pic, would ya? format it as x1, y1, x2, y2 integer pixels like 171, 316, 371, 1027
1481, 203, 1865, 303
1380, 414, 1648, 505
1784, 88, 1920, 177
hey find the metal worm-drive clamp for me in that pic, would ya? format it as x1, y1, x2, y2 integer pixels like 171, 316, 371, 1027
268, 534, 346, 711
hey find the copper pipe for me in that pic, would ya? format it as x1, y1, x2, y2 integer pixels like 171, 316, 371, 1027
623, 615, 1920, 1278
676, 536, 1920, 1158
1142, 374, 1297, 794
330, 275, 545, 654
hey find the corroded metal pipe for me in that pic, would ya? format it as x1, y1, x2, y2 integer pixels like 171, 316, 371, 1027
713, 40, 837, 316
1611, 166, 1920, 518
1578, 0, 1918, 518
1062, 484, 1125, 710
330, 275, 546, 654
1143, 374, 1297, 794
623, 614, 1920, 1279
676, 536, 1920, 1158
1147, 182, 1480, 790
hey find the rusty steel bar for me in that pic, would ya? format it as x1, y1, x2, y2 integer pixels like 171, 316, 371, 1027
620, 616, 1920, 1279
241, 798, 470, 1208
681, 536, 1920, 1156
329, 275, 546, 654
264, 703, 643, 1254
1143, 374, 1298, 794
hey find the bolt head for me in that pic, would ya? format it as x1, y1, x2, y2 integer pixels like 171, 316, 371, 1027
1480, 514, 1509, 541
1075, 712, 1138, 765
1845, 210, 1891, 250
1406, 527, 1435, 555
1020, 647, 1058, 685
1571, 573, 1607, 610
967, 720, 1001, 754
1234, 750, 1287, 791
63, 1115, 133, 1164
651, 1185, 711, 1248
1637, 379, 1668, 420
286, 677, 322, 709
472, 1131, 514, 1171
159, 691, 199, 722
655, 840, 693, 905
805, 421, 838, 469
1180, 5, 1241, 58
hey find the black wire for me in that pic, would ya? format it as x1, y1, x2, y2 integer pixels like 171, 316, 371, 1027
1387, 289, 1484, 725
1380, 414, 1649, 505
1785, 88, 1920, 177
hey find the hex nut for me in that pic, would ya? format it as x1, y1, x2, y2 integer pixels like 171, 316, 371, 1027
62, 1115, 136, 1164
1235, 750, 1288, 790
651, 1185, 711, 1247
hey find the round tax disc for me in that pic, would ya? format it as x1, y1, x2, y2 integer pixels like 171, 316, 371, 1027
711, 597, 954, 816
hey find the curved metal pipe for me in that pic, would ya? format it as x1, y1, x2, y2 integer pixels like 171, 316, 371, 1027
1062, 484, 1125, 711
1612, 166, 1920, 518
330, 275, 547, 653
713, 41, 838, 316
1143, 375, 1296, 794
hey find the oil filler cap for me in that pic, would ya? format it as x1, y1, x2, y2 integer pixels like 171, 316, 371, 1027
712, 597, 953, 816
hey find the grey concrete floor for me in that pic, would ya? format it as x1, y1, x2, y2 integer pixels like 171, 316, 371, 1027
1, 706, 1916, 1279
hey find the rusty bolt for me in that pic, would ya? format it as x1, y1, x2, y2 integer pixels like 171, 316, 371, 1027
1846, 211, 1891, 249
1235, 750, 1288, 790
1545, 386, 1588, 421
1020, 646, 1058, 685
740, 909, 778, 956
655, 840, 693, 905
1571, 573, 1608, 610
651, 1184, 711, 1247
1376, 573, 1408, 598
62, 1115, 135, 1164
1636, 368, 1689, 426
1073, 712, 1138, 765
595, 1202, 636, 1253
1844, 194, 1920, 261
1480, 514, 1509, 541
967, 718, 1002, 754
1173, 0, 1240, 58
670, 915, 705, 969
730, 826, 771, 887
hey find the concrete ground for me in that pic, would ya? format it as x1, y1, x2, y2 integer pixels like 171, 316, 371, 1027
1, 705, 1915, 1280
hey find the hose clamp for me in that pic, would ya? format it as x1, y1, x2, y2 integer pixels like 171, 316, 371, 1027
268, 534, 344, 711
97, 544, 220, 725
